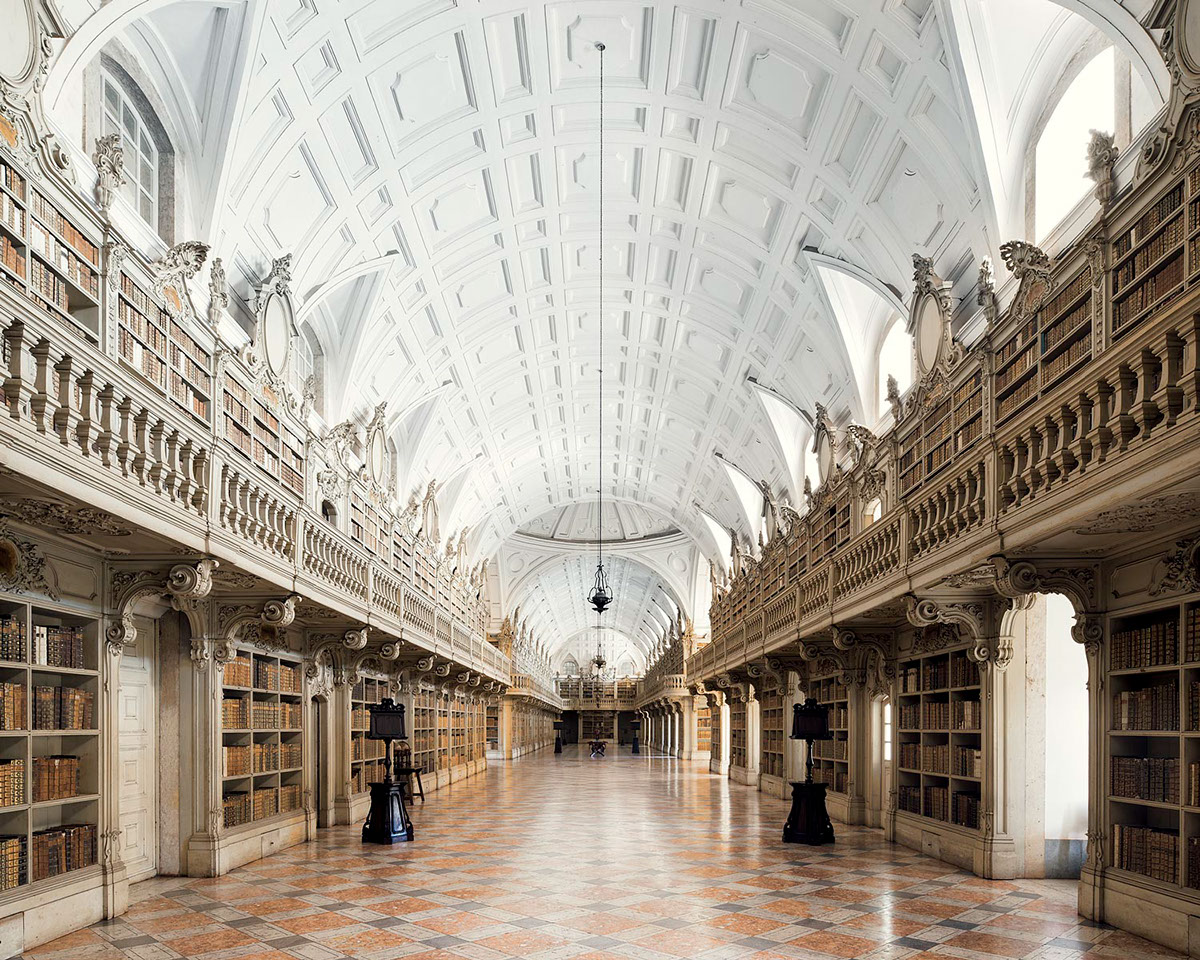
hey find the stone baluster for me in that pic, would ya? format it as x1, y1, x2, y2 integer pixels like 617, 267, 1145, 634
176, 438, 194, 507
1, 320, 28, 420
146, 420, 166, 492
1011, 436, 1030, 506
95, 384, 116, 467
1113, 364, 1138, 452
1056, 402, 1079, 480
1025, 423, 1044, 498
115, 397, 134, 476
29, 338, 55, 432
75, 370, 96, 456
997, 444, 1016, 511
1040, 414, 1061, 490
1068, 392, 1093, 475
131, 408, 150, 482
1152, 329, 1185, 428
1090, 379, 1114, 464
52, 354, 76, 444
1182, 312, 1200, 418
191, 446, 208, 513
1133, 347, 1163, 439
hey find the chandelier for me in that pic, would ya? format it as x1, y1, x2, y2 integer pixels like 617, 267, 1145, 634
587, 40, 614, 617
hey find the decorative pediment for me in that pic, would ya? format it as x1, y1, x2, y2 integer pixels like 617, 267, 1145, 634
1137, 0, 1200, 180
999, 240, 1053, 322
363, 402, 389, 488
149, 241, 208, 322
242, 255, 300, 400
811, 403, 838, 485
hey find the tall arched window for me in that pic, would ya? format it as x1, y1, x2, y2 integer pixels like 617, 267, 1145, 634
1034, 47, 1116, 239
101, 67, 159, 227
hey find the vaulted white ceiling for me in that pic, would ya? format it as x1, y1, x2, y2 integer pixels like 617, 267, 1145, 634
44, 0, 1168, 654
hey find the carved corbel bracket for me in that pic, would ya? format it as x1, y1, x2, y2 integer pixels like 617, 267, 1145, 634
905, 594, 1011, 672
990, 556, 1104, 654
109, 559, 217, 657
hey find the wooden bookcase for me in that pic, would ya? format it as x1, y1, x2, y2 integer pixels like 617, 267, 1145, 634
995, 264, 1096, 424
710, 700, 722, 764
729, 699, 747, 769
896, 370, 985, 499
411, 689, 436, 774
1111, 163, 1200, 340
0, 149, 100, 340
220, 648, 304, 829
1101, 599, 1200, 889
696, 704, 711, 754
580, 711, 612, 742
350, 677, 390, 795
895, 648, 981, 828
485, 704, 499, 751
760, 689, 785, 778
0, 595, 101, 893
221, 373, 305, 497
810, 675, 849, 795
115, 270, 212, 423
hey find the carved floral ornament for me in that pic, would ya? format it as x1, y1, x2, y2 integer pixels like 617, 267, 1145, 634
1000, 240, 1053, 322
1136, 0, 1200, 180
0, 519, 58, 600
108, 559, 218, 656
149, 241, 208, 322
1150, 534, 1200, 596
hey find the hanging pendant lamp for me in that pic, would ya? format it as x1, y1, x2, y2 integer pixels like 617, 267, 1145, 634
588, 40, 613, 617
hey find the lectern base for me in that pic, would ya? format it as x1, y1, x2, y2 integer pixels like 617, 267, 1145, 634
362, 780, 414, 844
782, 780, 835, 845
554, 735, 562, 754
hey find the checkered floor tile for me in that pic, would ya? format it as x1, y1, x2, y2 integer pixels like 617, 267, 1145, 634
26, 747, 1184, 959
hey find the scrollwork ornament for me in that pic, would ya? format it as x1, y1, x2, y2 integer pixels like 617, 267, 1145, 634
343, 626, 369, 651
1000, 240, 1053, 321
0, 521, 58, 599
168, 559, 218, 599
92, 133, 125, 217
1150, 535, 1200, 596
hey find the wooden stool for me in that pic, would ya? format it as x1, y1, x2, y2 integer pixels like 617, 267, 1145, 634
395, 765, 425, 802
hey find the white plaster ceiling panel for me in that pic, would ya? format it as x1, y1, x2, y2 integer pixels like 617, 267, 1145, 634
209, 0, 999, 623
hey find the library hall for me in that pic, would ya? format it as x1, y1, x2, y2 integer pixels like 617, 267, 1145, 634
1, 0, 1200, 958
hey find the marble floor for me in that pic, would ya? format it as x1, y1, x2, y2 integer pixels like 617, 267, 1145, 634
28, 747, 1183, 960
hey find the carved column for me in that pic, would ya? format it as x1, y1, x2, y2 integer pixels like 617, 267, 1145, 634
330, 670, 355, 826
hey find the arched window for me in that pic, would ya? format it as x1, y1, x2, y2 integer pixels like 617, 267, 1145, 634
1034, 48, 1116, 239
101, 66, 160, 227
563, 657, 579, 676
877, 318, 913, 419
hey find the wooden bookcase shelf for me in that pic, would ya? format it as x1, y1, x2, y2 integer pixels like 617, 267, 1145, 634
116, 271, 212, 423
0, 596, 100, 893
220, 648, 304, 829
485, 704, 499, 751
411, 689, 436, 775
760, 689, 784, 778
896, 649, 980, 828
0, 155, 100, 339
221, 373, 305, 497
696, 703, 711, 754
580, 711, 613, 742
729, 699, 747, 769
1103, 599, 1200, 889
350, 676, 390, 795
809, 675, 848, 796
995, 264, 1095, 424
896, 370, 984, 499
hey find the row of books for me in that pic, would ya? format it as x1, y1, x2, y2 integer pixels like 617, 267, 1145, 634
223, 744, 250, 777
811, 739, 846, 760
223, 656, 252, 688
898, 784, 921, 815
0, 683, 26, 731
0, 160, 26, 202
1113, 823, 1177, 883
1042, 335, 1091, 383
953, 745, 983, 779
29, 192, 98, 264
1113, 209, 1186, 293
0, 614, 24, 663
29, 258, 72, 315
1113, 250, 1184, 333
996, 373, 1039, 422
28, 222, 99, 297
253, 741, 278, 773
253, 660, 301, 694
280, 783, 302, 813
251, 701, 301, 729
351, 736, 384, 762
1113, 679, 1179, 731
32, 625, 86, 669
0, 236, 24, 280
1111, 618, 1178, 670
1186, 607, 1200, 663
222, 696, 249, 729
814, 767, 847, 794
899, 742, 921, 769
0, 759, 22, 807
0, 194, 22, 239
953, 791, 980, 829
1115, 181, 1183, 256
281, 741, 301, 769
922, 743, 948, 774
167, 369, 211, 420
1111, 756, 1180, 803
32, 755, 80, 802
32, 823, 95, 882
33, 686, 94, 730
924, 785, 950, 822
0, 835, 23, 891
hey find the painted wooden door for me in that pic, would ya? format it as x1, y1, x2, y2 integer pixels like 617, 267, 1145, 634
118, 615, 158, 882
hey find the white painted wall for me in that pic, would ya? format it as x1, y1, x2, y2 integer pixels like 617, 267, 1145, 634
1044, 594, 1088, 840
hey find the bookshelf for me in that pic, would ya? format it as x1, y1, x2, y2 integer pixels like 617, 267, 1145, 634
485, 704, 499, 751
1111, 163, 1200, 340
0, 151, 100, 338
729, 699, 747, 769
760, 689, 785, 779
810, 675, 849, 796
349, 492, 387, 557
221, 373, 305, 497
220, 648, 304, 829
350, 677, 390, 795
710, 700, 722, 765
895, 648, 980, 828
1101, 600, 1200, 889
995, 265, 1095, 423
696, 704, 711, 754
0, 596, 101, 893
580, 711, 612, 742
896, 370, 984, 498
411, 689, 436, 774
116, 271, 212, 423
